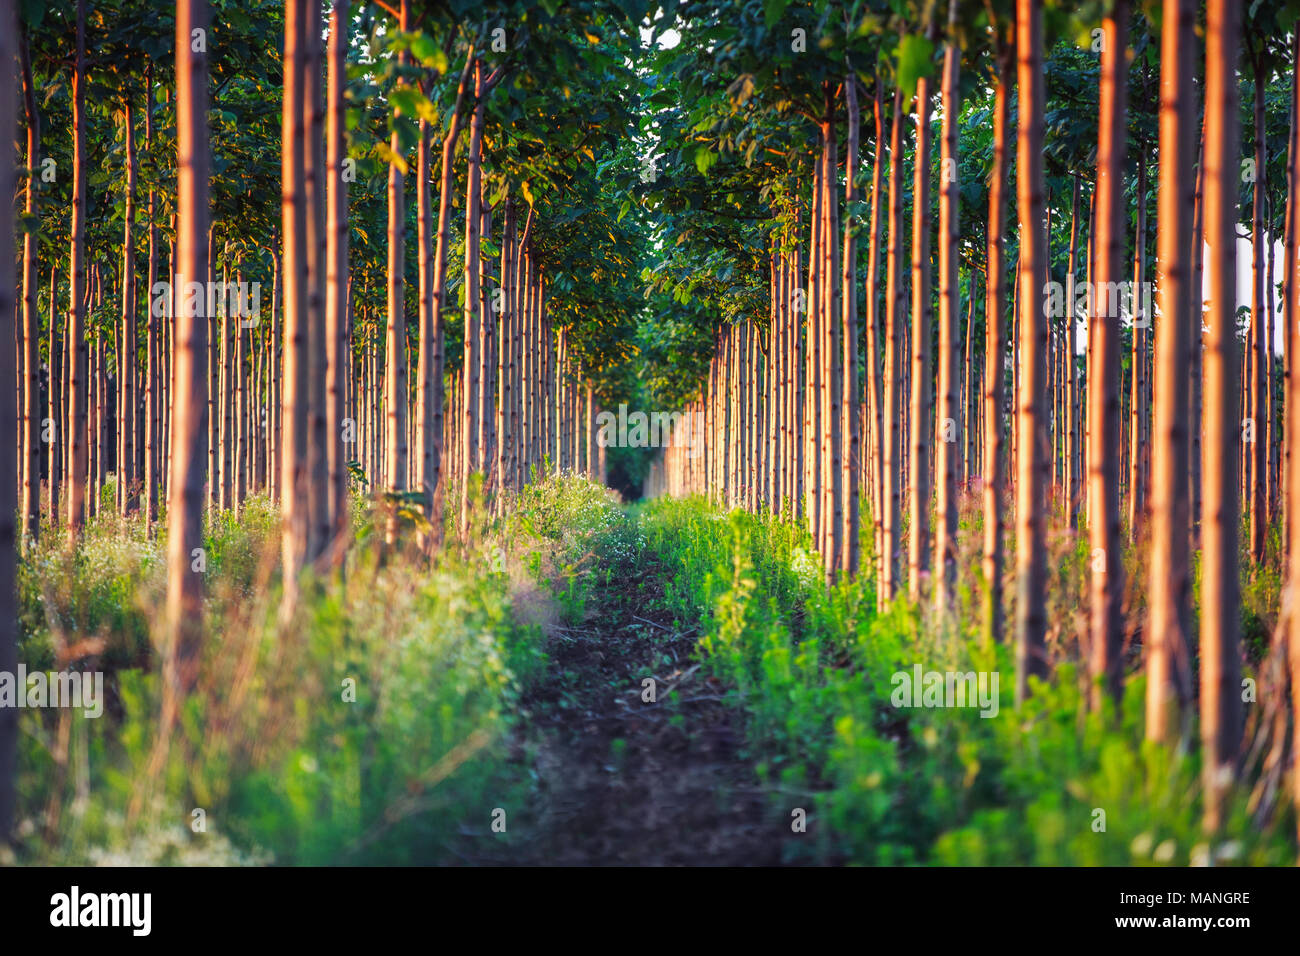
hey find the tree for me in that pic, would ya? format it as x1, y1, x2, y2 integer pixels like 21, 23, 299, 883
1200, 0, 1243, 835
0, 0, 18, 847
1086, 0, 1128, 711
1014, 0, 1049, 703
1145, 0, 1195, 743
165, 0, 210, 704
983, 20, 1013, 647
67, 0, 89, 543
934, 2, 960, 610
281, 0, 309, 597
908, 66, 933, 602
324, 0, 349, 561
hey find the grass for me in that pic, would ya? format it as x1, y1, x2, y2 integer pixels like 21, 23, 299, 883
634, 494, 1297, 865
11, 476, 1295, 866
10, 474, 625, 865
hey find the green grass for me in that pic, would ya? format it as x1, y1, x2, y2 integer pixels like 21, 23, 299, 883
11, 476, 626, 865
634, 495, 1297, 865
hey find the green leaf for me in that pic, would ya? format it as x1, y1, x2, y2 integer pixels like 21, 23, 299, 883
763, 0, 790, 29
896, 34, 936, 104
694, 146, 717, 176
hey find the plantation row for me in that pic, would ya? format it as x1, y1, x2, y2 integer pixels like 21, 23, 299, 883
644, 0, 1300, 846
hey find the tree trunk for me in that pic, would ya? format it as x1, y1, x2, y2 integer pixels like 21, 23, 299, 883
1145, 0, 1195, 744
118, 98, 137, 516
324, 0, 350, 557
460, 58, 486, 538
1249, 52, 1268, 564
935, 15, 961, 609
882, 88, 905, 606
19, 32, 40, 546
67, 0, 89, 543
1200, 0, 1243, 835
280, 0, 309, 595
1286, 14, 1300, 857
983, 45, 1012, 647
1015, 0, 1051, 703
0, 0, 19, 845
1086, 1, 1129, 711
304, 0, 328, 560
165, 0, 210, 703
907, 73, 932, 601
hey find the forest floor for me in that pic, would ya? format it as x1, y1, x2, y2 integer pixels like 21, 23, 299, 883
461, 548, 797, 866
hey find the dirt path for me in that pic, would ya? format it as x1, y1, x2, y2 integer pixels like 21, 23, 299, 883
483, 551, 797, 865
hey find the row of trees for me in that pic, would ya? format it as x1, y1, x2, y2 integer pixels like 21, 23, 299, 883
0, 0, 653, 843
645, 0, 1300, 840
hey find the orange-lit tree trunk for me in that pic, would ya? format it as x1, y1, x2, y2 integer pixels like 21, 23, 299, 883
882, 88, 905, 606
1145, 0, 1195, 743
325, 0, 349, 556
1014, 0, 1050, 703
280, 0, 308, 596
166, 0, 210, 703
865, 84, 885, 593
1087, 0, 1128, 711
460, 58, 485, 538
908, 72, 933, 601
1286, 14, 1300, 855
0, 0, 18, 845
118, 98, 137, 516
67, 0, 88, 543
19, 32, 40, 546
841, 71, 860, 580
383, 2, 410, 546
985, 34, 1012, 646
1201, 0, 1243, 835
304, 0, 328, 560
1248, 48, 1268, 565
935, 11, 960, 610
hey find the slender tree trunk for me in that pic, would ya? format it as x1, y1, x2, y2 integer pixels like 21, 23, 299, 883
1129, 154, 1149, 541
323, 0, 350, 556
837, 76, 859, 577
983, 46, 1012, 646
67, 0, 89, 543
1249, 53, 1268, 565
1145, 0, 1195, 744
304, 0, 328, 560
908, 73, 933, 601
382, 3, 410, 547
1064, 173, 1081, 526
935, 16, 960, 609
1285, 14, 1300, 856
1015, 0, 1051, 703
460, 58, 485, 538
0, 0, 19, 846
883, 88, 905, 606
166, 0, 210, 703
865, 85, 885, 592
143, 59, 159, 527
19, 33, 40, 546
1086, 1, 1129, 711
118, 99, 137, 516
1201, 0, 1243, 835
280, 0, 309, 596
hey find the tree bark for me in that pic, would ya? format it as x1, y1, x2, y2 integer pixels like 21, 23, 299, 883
1015, 0, 1050, 703
1200, 0, 1243, 835
1145, 0, 1195, 744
